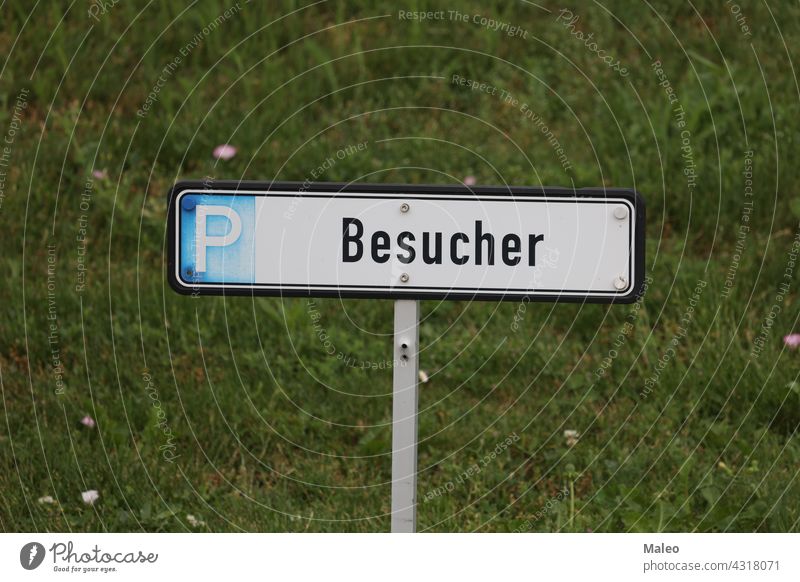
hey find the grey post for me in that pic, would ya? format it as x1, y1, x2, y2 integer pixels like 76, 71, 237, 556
391, 299, 420, 532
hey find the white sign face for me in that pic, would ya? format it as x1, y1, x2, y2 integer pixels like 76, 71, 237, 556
168, 182, 645, 302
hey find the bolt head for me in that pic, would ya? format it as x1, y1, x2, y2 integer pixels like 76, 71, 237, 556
614, 206, 628, 220
400, 203, 410, 213
614, 276, 628, 290
400, 273, 410, 283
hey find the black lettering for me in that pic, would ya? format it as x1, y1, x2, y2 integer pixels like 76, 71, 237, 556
450, 233, 469, 264
343, 218, 544, 268
342, 218, 363, 262
422, 232, 442, 264
371, 231, 390, 263
475, 220, 494, 265
397, 231, 416, 264
528, 234, 544, 266
502, 234, 521, 265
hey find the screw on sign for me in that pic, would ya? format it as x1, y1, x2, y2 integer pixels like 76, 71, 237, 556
168, 181, 646, 531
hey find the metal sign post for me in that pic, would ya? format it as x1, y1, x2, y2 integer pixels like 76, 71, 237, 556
390, 299, 420, 533
167, 180, 646, 533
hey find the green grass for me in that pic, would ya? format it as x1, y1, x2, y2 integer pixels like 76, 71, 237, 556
2, 0, 800, 532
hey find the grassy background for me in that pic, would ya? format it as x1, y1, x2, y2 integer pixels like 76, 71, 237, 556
2, 0, 800, 532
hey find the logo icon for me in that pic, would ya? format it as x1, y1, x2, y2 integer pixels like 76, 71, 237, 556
20, 542, 46, 570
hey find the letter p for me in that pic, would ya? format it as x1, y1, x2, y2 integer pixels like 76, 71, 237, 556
195, 205, 242, 273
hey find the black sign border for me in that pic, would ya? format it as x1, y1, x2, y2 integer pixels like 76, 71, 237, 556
167, 180, 646, 303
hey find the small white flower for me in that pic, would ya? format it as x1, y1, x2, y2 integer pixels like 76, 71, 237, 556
38, 495, 56, 505
418, 370, 429, 383
186, 514, 205, 527
81, 490, 100, 505
563, 430, 579, 447
212, 144, 237, 161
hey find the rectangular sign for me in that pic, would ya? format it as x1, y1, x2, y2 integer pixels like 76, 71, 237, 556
168, 181, 645, 302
